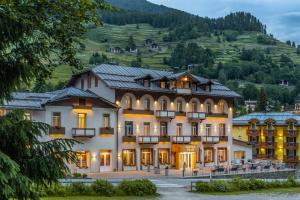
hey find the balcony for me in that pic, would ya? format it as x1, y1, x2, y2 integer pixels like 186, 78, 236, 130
191, 136, 202, 142
156, 110, 176, 120
123, 109, 154, 115
265, 154, 277, 160
187, 112, 206, 121
220, 136, 229, 142
175, 111, 186, 117
283, 156, 299, 163
72, 128, 95, 138
122, 135, 136, 143
172, 136, 192, 144
202, 136, 220, 144
176, 88, 192, 94
258, 142, 277, 148
263, 129, 277, 137
206, 113, 228, 118
248, 140, 258, 145
284, 142, 298, 149
283, 130, 298, 137
247, 129, 259, 136
72, 105, 92, 110
138, 136, 159, 144
99, 127, 114, 135
159, 135, 171, 142
49, 126, 65, 135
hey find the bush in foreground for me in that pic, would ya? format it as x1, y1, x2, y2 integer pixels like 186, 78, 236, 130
91, 179, 114, 196
117, 179, 157, 196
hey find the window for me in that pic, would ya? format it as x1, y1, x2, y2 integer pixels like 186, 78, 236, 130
125, 96, 132, 109
234, 151, 245, 160
267, 123, 273, 130
177, 100, 183, 112
192, 122, 198, 136
95, 77, 98, 87
170, 81, 176, 89
87, 75, 92, 88
143, 122, 150, 136
123, 149, 135, 166
144, 79, 150, 87
159, 149, 169, 165
160, 81, 166, 89
204, 148, 213, 163
206, 102, 212, 113
103, 114, 110, 128
205, 124, 211, 136
161, 99, 167, 111
125, 121, 133, 136
144, 98, 151, 111
0, 109, 4, 117
219, 124, 226, 136
218, 148, 227, 162
205, 85, 211, 92
78, 113, 86, 128
192, 102, 198, 112
250, 122, 256, 130
24, 112, 32, 121
160, 122, 168, 136
81, 79, 84, 89
288, 122, 294, 130
52, 112, 61, 127
176, 123, 183, 136
79, 98, 86, 106
219, 101, 225, 113
76, 151, 88, 168
141, 149, 152, 165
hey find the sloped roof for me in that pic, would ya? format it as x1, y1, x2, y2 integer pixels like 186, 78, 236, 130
79, 64, 240, 98
233, 112, 300, 125
1, 87, 116, 110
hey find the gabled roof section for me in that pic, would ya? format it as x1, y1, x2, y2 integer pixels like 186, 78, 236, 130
68, 64, 240, 98
47, 87, 98, 103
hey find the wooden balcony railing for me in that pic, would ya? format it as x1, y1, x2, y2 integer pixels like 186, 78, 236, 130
263, 129, 277, 137
284, 142, 299, 149
138, 136, 159, 144
258, 142, 277, 148
72, 128, 95, 138
283, 156, 299, 163
247, 129, 259, 136
49, 126, 65, 135
99, 127, 114, 135
122, 135, 136, 143
283, 130, 298, 137
156, 110, 176, 120
172, 136, 191, 144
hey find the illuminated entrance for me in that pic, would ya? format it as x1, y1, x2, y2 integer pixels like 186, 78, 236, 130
179, 152, 194, 169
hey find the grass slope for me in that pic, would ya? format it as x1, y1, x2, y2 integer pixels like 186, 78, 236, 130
51, 23, 300, 84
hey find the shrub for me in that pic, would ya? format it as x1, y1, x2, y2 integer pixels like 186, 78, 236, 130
195, 182, 212, 192
72, 173, 82, 178
67, 183, 91, 195
211, 180, 233, 192
91, 179, 114, 196
117, 179, 156, 196
248, 179, 266, 190
231, 177, 249, 191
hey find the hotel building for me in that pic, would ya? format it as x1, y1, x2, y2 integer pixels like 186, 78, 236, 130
1, 64, 243, 173
233, 112, 300, 168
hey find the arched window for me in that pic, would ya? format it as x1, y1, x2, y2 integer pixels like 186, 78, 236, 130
219, 101, 225, 113
125, 96, 132, 109
161, 99, 168, 111
144, 98, 151, 111
177, 100, 183, 112
206, 102, 212, 113
192, 101, 198, 112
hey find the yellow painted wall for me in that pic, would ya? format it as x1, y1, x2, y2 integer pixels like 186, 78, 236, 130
232, 126, 248, 142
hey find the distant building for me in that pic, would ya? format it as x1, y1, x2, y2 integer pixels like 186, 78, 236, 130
145, 38, 154, 46
279, 80, 289, 86
109, 47, 122, 54
150, 43, 159, 51
245, 100, 257, 112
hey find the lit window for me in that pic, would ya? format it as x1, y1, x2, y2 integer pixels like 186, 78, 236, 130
123, 149, 136, 166
143, 122, 150, 136
177, 100, 183, 112
192, 122, 198, 136
218, 148, 227, 162
204, 148, 213, 163
161, 99, 168, 111
219, 101, 225, 113
141, 149, 152, 165
159, 149, 169, 165
170, 81, 176, 89
52, 112, 61, 127
125, 121, 133, 136
0, 109, 4, 117
219, 124, 226, 136
160, 81, 166, 89
100, 152, 111, 167
103, 114, 110, 128
144, 79, 150, 87
234, 151, 245, 160
76, 151, 89, 168
125, 96, 132, 109
78, 113, 86, 128
205, 124, 211, 136
206, 102, 212, 113
288, 122, 294, 130
250, 122, 256, 130
24, 112, 32, 121
160, 122, 168, 136
176, 123, 183, 136
144, 98, 151, 110
192, 102, 198, 112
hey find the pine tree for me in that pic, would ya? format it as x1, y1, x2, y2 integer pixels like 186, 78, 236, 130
126, 35, 136, 51
256, 87, 268, 112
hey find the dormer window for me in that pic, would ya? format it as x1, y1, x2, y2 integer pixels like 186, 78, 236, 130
144, 79, 150, 87
170, 81, 176, 89
160, 81, 166, 89
205, 85, 211, 92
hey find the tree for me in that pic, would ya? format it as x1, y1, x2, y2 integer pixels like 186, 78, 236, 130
131, 50, 142, 67
297, 45, 300, 55
89, 52, 108, 65
292, 41, 296, 48
126, 35, 136, 51
256, 87, 268, 112
286, 40, 292, 46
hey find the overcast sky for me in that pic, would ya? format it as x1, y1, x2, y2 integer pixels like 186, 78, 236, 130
149, 0, 300, 44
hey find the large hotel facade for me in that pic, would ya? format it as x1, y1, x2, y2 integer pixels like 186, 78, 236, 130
0, 64, 245, 173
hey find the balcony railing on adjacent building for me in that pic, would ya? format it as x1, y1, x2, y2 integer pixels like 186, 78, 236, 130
283, 130, 298, 137
72, 128, 95, 138
99, 127, 114, 135
187, 112, 206, 121
159, 135, 171, 142
138, 136, 159, 144
122, 135, 136, 142
283, 155, 299, 163
202, 136, 220, 144
284, 142, 299, 149
156, 110, 176, 119
258, 142, 277, 148
263, 129, 277, 137
49, 126, 65, 135
172, 136, 192, 144
247, 129, 259, 136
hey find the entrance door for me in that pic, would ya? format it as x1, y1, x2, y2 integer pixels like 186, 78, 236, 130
100, 152, 112, 172
179, 152, 194, 170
